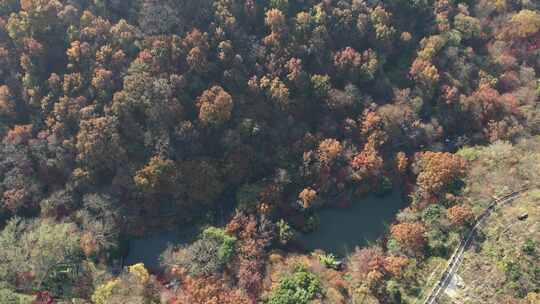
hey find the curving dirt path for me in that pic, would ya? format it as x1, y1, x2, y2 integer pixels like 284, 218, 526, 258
422, 188, 528, 304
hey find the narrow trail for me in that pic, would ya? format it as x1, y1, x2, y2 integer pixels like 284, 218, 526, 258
421, 188, 529, 304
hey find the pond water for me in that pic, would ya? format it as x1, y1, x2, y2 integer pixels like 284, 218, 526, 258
124, 191, 236, 269
124, 226, 200, 270
125, 190, 406, 268
298, 190, 406, 255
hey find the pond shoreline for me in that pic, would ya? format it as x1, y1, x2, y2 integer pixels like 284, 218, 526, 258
297, 189, 406, 255
122, 189, 407, 270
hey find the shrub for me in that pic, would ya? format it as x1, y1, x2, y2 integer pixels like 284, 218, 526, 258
91, 279, 119, 304
128, 263, 149, 283
522, 239, 536, 256
426, 228, 449, 256
456, 146, 481, 161
317, 252, 340, 269
303, 215, 320, 233
168, 227, 236, 276
201, 227, 237, 263
503, 260, 521, 281
0, 286, 34, 304
267, 265, 323, 304
422, 204, 443, 223
386, 280, 402, 303
276, 219, 296, 245
376, 176, 393, 196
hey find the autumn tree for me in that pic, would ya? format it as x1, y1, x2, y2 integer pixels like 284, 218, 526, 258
109, 19, 140, 53
410, 58, 439, 89
179, 159, 224, 203
196, 86, 234, 126
317, 138, 342, 165
62, 72, 84, 97
264, 8, 287, 46
226, 212, 274, 299
509, 10, 540, 38
75, 116, 125, 178
184, 28, 210, 73
383, 256, 409, 278
5, 124, 32, 145
370, 6, 396, 43
0, 85, 16, 122
0, 141, 43, 214
351, 139, 384, 185
334, 47, 379, 82
310, 74, 332, 99
447, 204, 474, 226
413, 151, 467, 198
134, 156, 176, 193
298, 187, 317, 209
348, 246, 385, 285
390, 222, 426, 255
461, 85, 513, 129
454, 13, 481, 40
395, 152, 408, 175
174, 275, 250, 304
361, 109, 383, 137
44, 95, 86, 137
286, 58, 308, 88
259, 76, 290, 109
91, 67, 115, 100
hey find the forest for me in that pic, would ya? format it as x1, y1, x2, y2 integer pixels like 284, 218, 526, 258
0, 0, 539, 303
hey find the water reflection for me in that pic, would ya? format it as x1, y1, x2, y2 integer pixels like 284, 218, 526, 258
298, 190, 405, 255
125, 190, 406, 268
124, 226, 200, 269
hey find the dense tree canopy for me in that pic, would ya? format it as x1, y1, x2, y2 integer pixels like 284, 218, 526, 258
0, 0, 538, 302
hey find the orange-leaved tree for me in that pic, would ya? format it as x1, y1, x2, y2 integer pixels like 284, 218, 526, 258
390, 222, 426, 255
134, 156, 177, 193
447, 204, 474, 227
196, 86, 234, 126
413, 151, 467, 199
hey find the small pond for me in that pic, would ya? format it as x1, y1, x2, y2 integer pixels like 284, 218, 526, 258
124, 190, 406, 268
124, 191, 236, 269
124, 226, 200, 269
298, 189, 406, 255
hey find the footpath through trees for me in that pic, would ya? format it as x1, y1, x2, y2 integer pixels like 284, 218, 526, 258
422, 188, 529, 304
